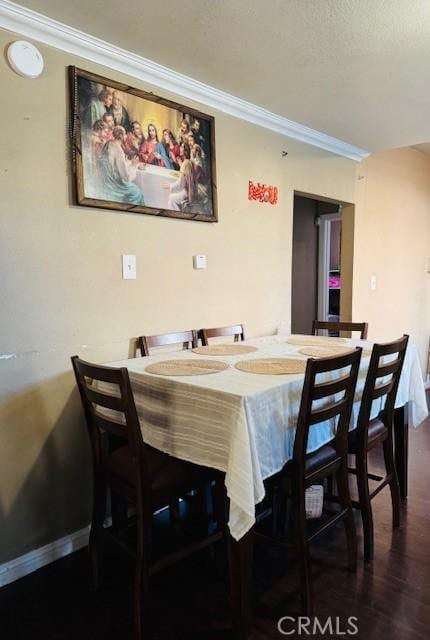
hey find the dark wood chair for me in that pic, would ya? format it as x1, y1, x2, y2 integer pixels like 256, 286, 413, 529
138, 329, 213, 522
258, 348, 362, 614
71, 356, 225, 639
200, 324, 245, 346
312, 320, 368, 339
138, 330, 197, 357
347, 335, 409, 562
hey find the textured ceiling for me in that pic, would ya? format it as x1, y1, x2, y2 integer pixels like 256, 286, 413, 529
13, 0, 430, 151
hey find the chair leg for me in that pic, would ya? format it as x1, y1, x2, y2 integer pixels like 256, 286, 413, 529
111, 490, 128, 535
335, 466, 357, 572
89, 473, 107, 590
383, 438, 401, 528
326, 475, 335, 498
356, 455, 374, 563
133, 510, 150, 640
212, 478, 228, 574
293, 488, 312, 615
270, 484, 283, 534
213, 477, 227, 532
168, 499, 180, 523
133, 554, 149, 640
228, 531, 253, 639
284, 495, 293, 532
197, 484, 212, 531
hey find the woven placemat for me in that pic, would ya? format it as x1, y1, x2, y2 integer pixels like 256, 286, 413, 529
145, 359, 229, 376
299, 346, 371, 358
286, 335, 348, 346
298, 346, 353, 358
192, 344, 258, 356
235, 358, 307, 375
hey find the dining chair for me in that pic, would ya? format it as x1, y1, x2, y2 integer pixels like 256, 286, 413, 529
138, 329, 197, 357
347, 335, 409, 562
312, 320, 368, 339
71, 355, 225, 639
200, 324, 245, 346
139, 329, 215, 522
258, 348, 362, 615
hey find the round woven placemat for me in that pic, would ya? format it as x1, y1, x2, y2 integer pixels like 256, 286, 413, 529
299, 346, 371, 358
298, 346, 353, 358
145, 359, 229, 376
192, 344, 258, 356
286, 335, 347, 346
235, 357, 307, 375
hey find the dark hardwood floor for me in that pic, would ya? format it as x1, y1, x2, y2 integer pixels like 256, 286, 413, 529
2, 414, 429, 640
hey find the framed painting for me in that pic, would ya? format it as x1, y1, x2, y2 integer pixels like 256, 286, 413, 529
69, 66, 218, 222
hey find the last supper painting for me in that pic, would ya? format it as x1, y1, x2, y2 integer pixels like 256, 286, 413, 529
70, 67, 217, 222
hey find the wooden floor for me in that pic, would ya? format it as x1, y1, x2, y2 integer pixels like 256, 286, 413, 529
2, 414, 429, 640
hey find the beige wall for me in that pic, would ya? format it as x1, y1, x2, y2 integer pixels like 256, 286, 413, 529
0, 30, 357, 564
353, 148, 430, 371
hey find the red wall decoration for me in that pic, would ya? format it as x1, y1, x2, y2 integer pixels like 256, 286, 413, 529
248, 181, 278, 205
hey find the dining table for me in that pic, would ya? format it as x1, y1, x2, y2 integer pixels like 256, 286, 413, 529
103, 333, 428, 637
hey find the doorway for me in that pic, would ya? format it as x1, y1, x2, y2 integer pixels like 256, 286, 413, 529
291, 194, 354, 335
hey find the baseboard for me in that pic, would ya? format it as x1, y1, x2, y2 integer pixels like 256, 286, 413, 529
0, 513, 125, 588
0, 525, 91, 588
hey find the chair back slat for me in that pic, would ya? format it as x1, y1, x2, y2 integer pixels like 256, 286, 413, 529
356, 335, 409, 440
312, 372, 352, 399
309, 398, 349, 425
139, 330, 197, 356
309, 349, 361, 373
73, 358, 123, 384
312, 320, 368, 340
372, 380, 394, 401
92, 412, 127, 439
376, 357, 403, 378
294, 348, 362, 468
85, 385, 124, 412
200, 324, 245, 346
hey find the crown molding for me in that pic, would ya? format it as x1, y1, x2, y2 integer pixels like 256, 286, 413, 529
0, 0, 369, 161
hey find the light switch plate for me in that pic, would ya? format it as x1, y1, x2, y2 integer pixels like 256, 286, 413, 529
122, 254, 137, 279
193, 255, 207, 269
370, 275, 377, 290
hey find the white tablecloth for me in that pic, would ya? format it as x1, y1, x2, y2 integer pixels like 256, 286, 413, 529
104, 336, 428, 540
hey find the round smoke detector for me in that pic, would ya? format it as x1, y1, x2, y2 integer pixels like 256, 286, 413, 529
7, 40, 44, 78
